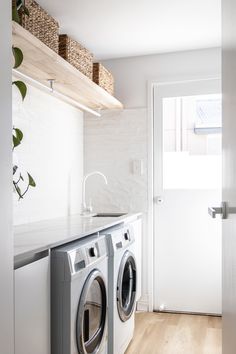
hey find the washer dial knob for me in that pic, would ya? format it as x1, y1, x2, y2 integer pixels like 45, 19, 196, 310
124, 231, 130, 240
89, 247, 98, 257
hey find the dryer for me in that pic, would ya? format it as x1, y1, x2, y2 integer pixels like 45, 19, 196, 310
51, 234, 108, 354
104, 221, 141, 354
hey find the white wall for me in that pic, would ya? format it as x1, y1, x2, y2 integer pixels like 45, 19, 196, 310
0, 1, 14, 353
84, 48, 221, 306
103, 48, 221, 108
13, 84, 84, 225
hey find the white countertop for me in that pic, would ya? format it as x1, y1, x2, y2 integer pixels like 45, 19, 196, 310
14, 213, 141, 262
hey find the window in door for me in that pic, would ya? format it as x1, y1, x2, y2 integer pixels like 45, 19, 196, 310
163, 94, 222, 189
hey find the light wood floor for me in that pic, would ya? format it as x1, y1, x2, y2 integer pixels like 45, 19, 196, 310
126, 312, 222, 354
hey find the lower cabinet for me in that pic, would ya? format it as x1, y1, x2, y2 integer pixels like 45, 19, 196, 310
14, 252, 50, 354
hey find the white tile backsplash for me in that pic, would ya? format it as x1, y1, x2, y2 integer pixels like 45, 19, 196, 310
84, 108, 148, 213
13, 84, 84, 225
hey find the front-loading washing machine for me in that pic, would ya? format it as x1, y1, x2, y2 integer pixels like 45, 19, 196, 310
103, 222, 139, 354
51, 234, 108, 354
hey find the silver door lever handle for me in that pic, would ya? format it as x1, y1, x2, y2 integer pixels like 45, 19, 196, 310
208, 206, 223, 218
208, 202, 236, 219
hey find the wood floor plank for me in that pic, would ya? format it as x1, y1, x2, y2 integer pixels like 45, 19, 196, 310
126, 312, 222, 354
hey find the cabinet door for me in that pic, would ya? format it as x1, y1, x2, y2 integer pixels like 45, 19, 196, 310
15, 254, 50, 354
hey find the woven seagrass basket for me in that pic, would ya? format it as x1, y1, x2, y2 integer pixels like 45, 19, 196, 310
93, 63, 114, 96
59, 34, 93, 80
20, 0, 59, 53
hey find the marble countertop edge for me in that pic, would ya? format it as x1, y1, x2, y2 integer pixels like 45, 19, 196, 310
14, 212, 142, 263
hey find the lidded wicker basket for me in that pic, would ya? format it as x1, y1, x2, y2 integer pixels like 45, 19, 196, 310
20, 0, 59, 53
93, 63, 114, 96
59, 35, 93, 80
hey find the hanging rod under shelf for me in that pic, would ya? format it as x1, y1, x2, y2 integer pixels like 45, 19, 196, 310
12, 69, 102, 117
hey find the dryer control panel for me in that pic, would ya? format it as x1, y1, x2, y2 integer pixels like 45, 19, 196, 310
103, 225, 135, 255
51, 234, 107, 280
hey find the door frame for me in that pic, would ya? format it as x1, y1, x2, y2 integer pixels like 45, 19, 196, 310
147, 78, 221, 312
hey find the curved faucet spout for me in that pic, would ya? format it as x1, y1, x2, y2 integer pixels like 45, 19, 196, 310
82, 171, 108, 215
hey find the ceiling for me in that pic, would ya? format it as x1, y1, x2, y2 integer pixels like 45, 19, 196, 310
38, 0, 221, 60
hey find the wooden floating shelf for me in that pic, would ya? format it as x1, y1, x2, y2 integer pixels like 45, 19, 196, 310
12, 22, 123, 111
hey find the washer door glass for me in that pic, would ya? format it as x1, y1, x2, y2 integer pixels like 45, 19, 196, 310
77, 270, 107, 354
117, 251, 137, 322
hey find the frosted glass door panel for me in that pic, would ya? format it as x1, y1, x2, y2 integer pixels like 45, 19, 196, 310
163, 95, 222, 190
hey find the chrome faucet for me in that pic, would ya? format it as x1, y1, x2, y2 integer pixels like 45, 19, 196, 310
81, 171, 108, 216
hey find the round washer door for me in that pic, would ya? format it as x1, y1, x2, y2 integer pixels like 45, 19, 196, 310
117, 251, 137, 322
76, 269, 107, 354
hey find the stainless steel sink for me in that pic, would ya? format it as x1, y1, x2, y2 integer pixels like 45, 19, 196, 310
93, 213, 127, 218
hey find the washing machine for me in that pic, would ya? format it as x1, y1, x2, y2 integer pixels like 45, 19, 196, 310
51, 234, 108, 354
103, 220, 141, 354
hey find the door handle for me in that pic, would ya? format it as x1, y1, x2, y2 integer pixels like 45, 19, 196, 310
208, 202, 236, 219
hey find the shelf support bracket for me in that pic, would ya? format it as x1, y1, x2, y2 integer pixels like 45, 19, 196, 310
47, 79, 55, 93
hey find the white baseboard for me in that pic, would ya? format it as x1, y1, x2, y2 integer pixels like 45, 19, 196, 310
136, 294, 149, 312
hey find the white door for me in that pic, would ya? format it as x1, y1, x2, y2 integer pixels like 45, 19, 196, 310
153, 79, 222, 314
222, 0, 236, 351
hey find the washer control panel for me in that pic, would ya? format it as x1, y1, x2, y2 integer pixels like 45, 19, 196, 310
112, 226, 134, 251
52, 234, 107, 279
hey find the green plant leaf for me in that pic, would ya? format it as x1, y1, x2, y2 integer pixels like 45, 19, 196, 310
12, 46, 23, 69
16, 0, 24, 10
13, 134, 21, 148
12, 5, 20, 23
15, 1, 29, 20
12, 80, 27, 101
22, 5, 29, 16
13, 128, 23, 148
28, 173, 36, 187
14, 128, 23, 142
